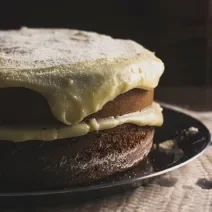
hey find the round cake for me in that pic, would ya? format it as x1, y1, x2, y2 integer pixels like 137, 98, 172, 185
0, 28, 164, 191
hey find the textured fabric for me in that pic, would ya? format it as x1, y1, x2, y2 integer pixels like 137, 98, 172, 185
3, 104, 212, 212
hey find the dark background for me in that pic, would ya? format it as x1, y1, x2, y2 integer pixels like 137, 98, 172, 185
0, 0, 211, 87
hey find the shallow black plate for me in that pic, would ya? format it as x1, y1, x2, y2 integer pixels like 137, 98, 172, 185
0, 106, 211, 206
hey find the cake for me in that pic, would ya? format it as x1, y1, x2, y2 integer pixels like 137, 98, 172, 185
0, 27, 164, 191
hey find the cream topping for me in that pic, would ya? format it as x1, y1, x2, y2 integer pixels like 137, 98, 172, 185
0, 28, 164, 125
0, 102, 163, 142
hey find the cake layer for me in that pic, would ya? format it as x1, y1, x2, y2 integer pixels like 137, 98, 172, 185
0, 124, 154, 191
0, 88, 153, 125
0, 28, 164, 125
0, 102, 162, 142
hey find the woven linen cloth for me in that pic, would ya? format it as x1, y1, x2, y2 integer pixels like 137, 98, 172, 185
4, 104, 212, 212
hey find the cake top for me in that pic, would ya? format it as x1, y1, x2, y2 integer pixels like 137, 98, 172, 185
0, 28, 164, 125
1, 27, 154, 69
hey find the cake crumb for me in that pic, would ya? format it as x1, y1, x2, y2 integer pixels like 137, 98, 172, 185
188, 127, 199, 135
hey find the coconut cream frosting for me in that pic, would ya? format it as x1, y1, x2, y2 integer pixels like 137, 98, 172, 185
0, 28, 164, 125
0, 102, 163, 142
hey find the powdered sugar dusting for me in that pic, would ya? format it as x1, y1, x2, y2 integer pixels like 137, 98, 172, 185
0, 27, 148, 69
65, 133, 153, 174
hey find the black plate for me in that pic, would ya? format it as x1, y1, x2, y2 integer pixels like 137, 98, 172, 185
0, 106, 211, 206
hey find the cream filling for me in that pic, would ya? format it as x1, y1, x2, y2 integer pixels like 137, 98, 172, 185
0, 57, 164, 125
0, 102, 163, 142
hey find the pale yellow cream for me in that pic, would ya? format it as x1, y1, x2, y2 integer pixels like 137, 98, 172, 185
0, 58, 164, 126
0, 102, 163, 142
0, 28, 164, 125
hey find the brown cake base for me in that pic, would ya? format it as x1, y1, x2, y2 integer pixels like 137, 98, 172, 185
0, 124, 154, 191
